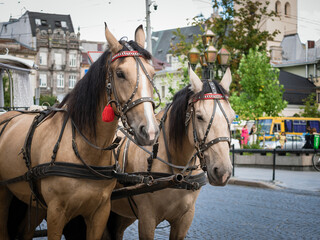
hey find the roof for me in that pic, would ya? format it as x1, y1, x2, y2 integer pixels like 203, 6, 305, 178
152, 57, 170, 71
0, 53, 37, 70
27, 11, 75, 37
280, 33, 320, 65
279, 70, 316, 105
151, 25, 202, 62
87, 51, 103, 64
0, 38, 36, 54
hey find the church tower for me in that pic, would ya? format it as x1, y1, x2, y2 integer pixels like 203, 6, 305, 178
263, 0, 298, 48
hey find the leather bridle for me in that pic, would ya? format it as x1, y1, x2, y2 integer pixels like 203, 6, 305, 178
186, 80, 231, 171
107, 42, 160, 135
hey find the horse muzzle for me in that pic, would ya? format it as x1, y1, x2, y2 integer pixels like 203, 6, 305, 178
206, 162, 232, 186
133, 122, 159, 146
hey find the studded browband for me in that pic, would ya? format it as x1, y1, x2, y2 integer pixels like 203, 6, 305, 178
111, 51, 143, 62
191, 93, 228, 103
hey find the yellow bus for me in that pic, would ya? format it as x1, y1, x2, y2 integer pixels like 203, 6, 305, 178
257, 117, 320, 140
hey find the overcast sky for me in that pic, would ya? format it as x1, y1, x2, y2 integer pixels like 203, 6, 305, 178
0, 0, 319, 44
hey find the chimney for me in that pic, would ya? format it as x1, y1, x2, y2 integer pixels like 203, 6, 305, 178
308, 40, 315, 49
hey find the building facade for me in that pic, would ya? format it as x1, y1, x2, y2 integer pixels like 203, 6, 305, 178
0, 11, 81, 102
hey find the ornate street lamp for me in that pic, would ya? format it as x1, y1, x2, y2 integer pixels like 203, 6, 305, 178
188, 47, 200, 70
202, 29, 214, 46
204, 44, 217, 80
188, 30, 231, 81
217, 46, 231, 74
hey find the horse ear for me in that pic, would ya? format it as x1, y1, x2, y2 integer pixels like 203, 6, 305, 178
188, 63, 202, 93
105, 22, 122, 54
135, 25, 145, 48
220, 67, 232, 92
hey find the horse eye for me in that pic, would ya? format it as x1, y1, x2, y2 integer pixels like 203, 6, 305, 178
116, 71, 125, 79
196, 115, 204, 121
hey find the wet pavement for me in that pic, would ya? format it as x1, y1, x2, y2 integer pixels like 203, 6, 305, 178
34, 167, 320, 239
123, 184, 320, 239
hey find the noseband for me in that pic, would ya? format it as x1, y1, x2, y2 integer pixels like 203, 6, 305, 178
107, 42, 160, 134
186, 81, 231, 171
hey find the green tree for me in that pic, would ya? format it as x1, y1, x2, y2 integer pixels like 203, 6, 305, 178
300, 93, 320, 117
39, 94, 58, 107
230, 47, 287, 119
2, 75, 11, 107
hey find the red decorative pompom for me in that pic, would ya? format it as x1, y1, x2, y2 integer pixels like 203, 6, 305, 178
102, 104, 115, 122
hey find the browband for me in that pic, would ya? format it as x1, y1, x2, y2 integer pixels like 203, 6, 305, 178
192, 93, 228, 103
111, 51, 143, 62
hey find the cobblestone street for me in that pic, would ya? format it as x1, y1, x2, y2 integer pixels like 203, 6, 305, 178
124, 184, 320, 239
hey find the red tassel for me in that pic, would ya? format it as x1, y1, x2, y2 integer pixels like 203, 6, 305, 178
102, 104, 115, 122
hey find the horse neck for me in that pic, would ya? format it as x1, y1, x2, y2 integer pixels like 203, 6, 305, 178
159, 109, 195, 170
74, 105, 118, 166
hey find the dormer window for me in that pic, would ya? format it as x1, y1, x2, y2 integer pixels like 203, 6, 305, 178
35, 19, 41, 26
55, 21, 62, 27
61, 21, 67, 28
41, 19, 48, 26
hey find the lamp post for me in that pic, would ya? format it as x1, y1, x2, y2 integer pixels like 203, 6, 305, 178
188, 30, 231, 81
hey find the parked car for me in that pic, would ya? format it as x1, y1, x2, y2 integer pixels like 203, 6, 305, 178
259, 134, 306, 149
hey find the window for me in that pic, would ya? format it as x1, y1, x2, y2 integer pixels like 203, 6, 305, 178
35, 19, 41, 26
55, 53, 62, 66
293, 120, 306, 133
41, 19, 48, 26
39, 52, 47, 66
57, 74, 64, 88
69, 54, 77, 67
39, 74, 47, 87
285, 2, 291, 16
69, 75, 76, 89
55, 21, 62, 27
275, 1, 281, 14
61, 21, 67, 28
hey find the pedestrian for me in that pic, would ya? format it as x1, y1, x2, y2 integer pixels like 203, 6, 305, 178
249, 124, 257, 145
303, 127, 314, 149
279, 132, 286, 149
241, 124, 249, 148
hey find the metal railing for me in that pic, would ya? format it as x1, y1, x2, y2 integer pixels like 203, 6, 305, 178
230, 145, 319, 181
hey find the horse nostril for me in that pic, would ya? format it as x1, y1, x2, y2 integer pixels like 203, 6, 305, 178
139, 125, 148, 138
213, 167, 219, 176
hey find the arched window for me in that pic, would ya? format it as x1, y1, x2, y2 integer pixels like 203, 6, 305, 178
285, 2, 291, 16
275, 1, 281, 14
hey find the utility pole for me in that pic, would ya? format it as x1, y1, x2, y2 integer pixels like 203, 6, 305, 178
145, 0, 152, 53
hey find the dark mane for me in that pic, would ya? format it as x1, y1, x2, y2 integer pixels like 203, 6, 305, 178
169, 80, 228, 148
58, 40, 151, 137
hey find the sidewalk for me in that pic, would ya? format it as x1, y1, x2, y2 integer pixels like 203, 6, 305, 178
229, 166, 320, 192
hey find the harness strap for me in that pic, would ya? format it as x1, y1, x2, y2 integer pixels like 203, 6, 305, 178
71, 124, 120, 179
111, 172, 206, 200
118, 127, 198, 171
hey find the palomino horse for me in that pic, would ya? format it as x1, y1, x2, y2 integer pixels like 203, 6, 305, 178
107, 66, 235, 240
0, 24, 159, 240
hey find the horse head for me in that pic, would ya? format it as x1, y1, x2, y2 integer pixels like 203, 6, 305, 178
186, 66, 235, 186
105, 24, 159, 146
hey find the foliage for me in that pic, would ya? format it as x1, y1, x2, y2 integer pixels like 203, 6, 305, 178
39, 94, 58, 107
170, 0, 280, 90
2, 75, 10, 107
230, 47, 287, 119
300, 93, 320, 117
